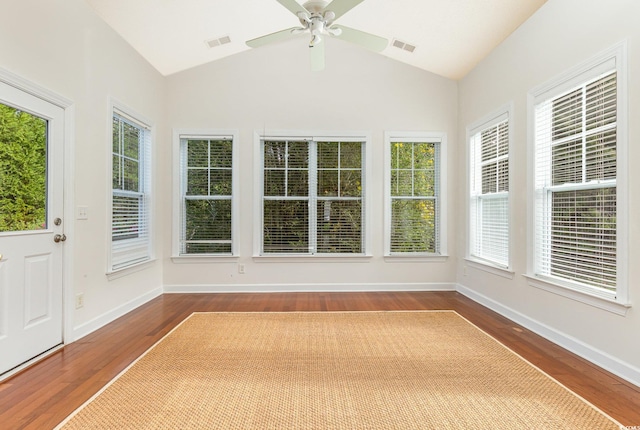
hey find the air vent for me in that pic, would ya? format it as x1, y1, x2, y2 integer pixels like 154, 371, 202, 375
391, 39, 416, 53
205, 35, 231, 48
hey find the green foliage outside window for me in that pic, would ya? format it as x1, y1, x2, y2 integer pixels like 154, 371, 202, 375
0, 103, 47, 232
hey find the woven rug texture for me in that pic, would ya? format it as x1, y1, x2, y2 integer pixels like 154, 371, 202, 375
57, 311, 620, 429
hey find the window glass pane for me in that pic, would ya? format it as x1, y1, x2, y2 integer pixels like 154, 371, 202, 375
0, 103, 47, 232
187, 169, 208, 195
112, 117, 120, 153
264, 141, 287, 168
414, 143, 434, 169
550, 188, 616, 290
263, 200, 309, 253
340, 142, 361, 168
112, 155, 121, 189
187, 140, 209, 168
393, 142, 413, 170
340, 170, 361, 197
480, 128, 497, 162
112, 195, 140, 241
186, 243, 231, 254
552, 138, 582, 185
318, 141, 338, 168
185, 199, 231, 241
123, 122, 140, 159
393, 170, 413, 196
586, 130, 616, 181
287, 141, 308, 168
497, 122, 509, 157
552, 88, 583, 140
209, 170, 232, 195
287, 170, 309, 196
498, 159, 509, 192
391, 199, 436, 253
264, 170, 285, 196
122, 158, 139, 192
414, 169, 435, 196
318, 169, 338, 196
210, 140, 233, 168
481, 163, 497, 194
317, 200, 362, 253
586, 73, 616, 131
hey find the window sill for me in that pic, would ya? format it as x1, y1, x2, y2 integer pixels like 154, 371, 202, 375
253, 254, 372, 263
384, 254, 449, 263
465, 258, 514, 279
524, 274, 631, 316
107, 258, 156, 281
171, 255, 239, 264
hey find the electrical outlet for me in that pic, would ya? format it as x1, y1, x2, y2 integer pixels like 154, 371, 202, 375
77, 205, 89, 220
238, 264, 245, 274
463, 265, 468, 276
76, 293, 84, 309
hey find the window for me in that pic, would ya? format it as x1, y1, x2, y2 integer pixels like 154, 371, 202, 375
260, 138, 366, 255
468, 110, 510, 268
385, 133, 446, 256
531, 45, 626, 301
178, 134, 236, 255
110, 108, 152, 272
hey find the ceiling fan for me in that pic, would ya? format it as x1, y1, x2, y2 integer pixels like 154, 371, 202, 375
246, 0, 388, 71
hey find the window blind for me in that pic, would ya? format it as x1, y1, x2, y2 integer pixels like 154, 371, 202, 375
262, 139, 364, 254
534, 71, 617, 291
389, 141, 439, 254
111, 111, 152, 271
180, 138, 233, 255
469, 118, 509, 267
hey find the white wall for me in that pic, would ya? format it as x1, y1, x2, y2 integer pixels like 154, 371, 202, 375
458, 0, 640, 383
163, 37, 459, 291
0, 0, 165, 338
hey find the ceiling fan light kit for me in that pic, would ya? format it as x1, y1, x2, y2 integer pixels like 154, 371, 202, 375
246, 0, 388, 71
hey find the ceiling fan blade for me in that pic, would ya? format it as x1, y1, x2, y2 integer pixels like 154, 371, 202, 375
332, 25, 388, 52
246, 28, 299, 48
276, 0, 309, 16
324, 0, 365, 20
310, 41, 325, 72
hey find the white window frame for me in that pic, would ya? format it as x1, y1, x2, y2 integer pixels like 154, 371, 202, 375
171, 129, 239, 262
526, 42, 629, 314
107, 100, 154, 275
253, 130, 372, 260
384, 131, 447, 261
466, 104, 513, 275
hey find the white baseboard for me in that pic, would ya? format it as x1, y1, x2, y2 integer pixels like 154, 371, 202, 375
163, 282, 456, 294
456, 283, 640, 388
71, 287, 163, 341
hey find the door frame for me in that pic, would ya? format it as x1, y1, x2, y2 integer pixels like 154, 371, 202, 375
0, 67, 75, 372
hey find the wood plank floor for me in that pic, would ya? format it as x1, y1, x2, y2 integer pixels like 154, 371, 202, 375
1, 292, 639, 429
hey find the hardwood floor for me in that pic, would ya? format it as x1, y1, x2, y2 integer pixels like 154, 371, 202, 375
1, 292, 639, 429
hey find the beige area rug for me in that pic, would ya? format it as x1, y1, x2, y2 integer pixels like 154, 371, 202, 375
57, 311, 621, 429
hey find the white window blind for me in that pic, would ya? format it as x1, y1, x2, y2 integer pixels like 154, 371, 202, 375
534, 70, 617, 292
389, 140, 440, 254
111, 110, 152, 271
179, 137, 233, 255
262, 139, 364, 254
469, 117, 509, 267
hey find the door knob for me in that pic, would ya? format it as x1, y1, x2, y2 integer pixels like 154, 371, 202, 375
53, 234, 67, 243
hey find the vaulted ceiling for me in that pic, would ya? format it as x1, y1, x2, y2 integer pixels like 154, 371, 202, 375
84, 0, 547, 80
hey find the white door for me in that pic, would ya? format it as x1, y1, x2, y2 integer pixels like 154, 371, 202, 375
0, 80, 65, 376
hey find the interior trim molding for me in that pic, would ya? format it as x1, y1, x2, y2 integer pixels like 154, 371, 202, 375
456, 283, 640, 389
71, 287, 163, 342
163, 282, 456, 294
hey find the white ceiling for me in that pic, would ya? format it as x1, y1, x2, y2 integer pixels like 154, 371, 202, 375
84, 0, 547, 80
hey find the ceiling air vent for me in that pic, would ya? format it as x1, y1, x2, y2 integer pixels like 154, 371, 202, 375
206, 35, 231, 49
391, 39, 416, 53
